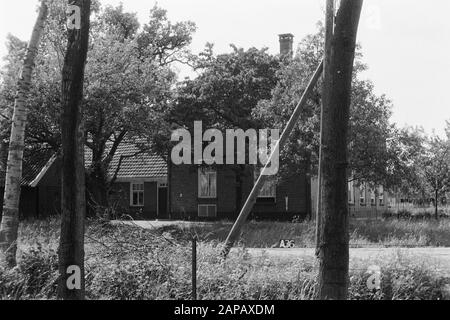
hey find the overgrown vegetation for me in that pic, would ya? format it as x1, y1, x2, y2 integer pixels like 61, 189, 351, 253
162, 217, 450, 248
0, 218, 449, 300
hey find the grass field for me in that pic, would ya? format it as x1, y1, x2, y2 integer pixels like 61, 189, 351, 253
160, 218, 450, 248
1, 217, 450, 300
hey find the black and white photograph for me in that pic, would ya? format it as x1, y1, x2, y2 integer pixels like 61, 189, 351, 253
0, 0, 449, 309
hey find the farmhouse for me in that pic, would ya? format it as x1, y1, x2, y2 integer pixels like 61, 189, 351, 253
169, 162, 311, 221
0, 33, 312, 222
0, 142, 168, 220
0, 140, 312, 221
0, 148, 61, 219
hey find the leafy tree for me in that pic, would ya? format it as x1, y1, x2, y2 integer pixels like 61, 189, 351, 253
422, 135, 450, 218
172, 45, 280, 130
169, 45, 281, 210
253, 23, 393, 190
385, 126, 427, 197
0, 1, 48, 268
0, 2, 196, 215
386, 125, 450, 217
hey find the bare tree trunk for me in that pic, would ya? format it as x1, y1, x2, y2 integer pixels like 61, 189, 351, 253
316, 0, 363, 300
315, 0, 335, 254
0, 2, 48, 268
57, 0, 91, 300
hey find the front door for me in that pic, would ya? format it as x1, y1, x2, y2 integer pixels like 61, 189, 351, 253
158, 186, 168, 219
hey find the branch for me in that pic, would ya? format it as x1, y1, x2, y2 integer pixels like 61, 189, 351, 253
108, 149, 146, 187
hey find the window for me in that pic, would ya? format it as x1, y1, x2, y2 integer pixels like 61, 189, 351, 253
359, 183, 366, 205
348, 180, 355, 204
130, 182, 144, 207
198, 204, 217, 218
198, 168, 217, 198
370, 188, 376, 206
378, 186, 384, 206
254, 168, 276, 199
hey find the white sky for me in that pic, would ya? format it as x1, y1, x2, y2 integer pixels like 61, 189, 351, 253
1, 0, 449, 137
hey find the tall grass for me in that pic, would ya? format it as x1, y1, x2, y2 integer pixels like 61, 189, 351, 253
1, 219, 449, 300
171, 218, 450, 248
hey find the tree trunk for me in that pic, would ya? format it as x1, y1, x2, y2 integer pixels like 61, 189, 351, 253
86, 155, 109, 218
316, 0, 363, 300
86, 174, 109, 217
435, 188, 439, 220
315, 0, 335, 255
57, 0, 91, 300
305, 158, 313, 220
0, 2, 48, 268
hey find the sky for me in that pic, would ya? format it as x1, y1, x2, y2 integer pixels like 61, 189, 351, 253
1, 0, 449, 137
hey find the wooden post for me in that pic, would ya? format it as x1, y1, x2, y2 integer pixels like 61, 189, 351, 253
192, 236, 197, 300
316, 0, 363, 300
315, 0, 335, 256
221, 60, 324, 258
58, 0, 91, 300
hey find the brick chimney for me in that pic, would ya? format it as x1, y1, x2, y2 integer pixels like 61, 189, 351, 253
279, 33, 294, 57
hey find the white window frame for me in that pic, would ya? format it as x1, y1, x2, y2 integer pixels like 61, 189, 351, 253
254, 168, 276, 199
198, 168, 217, 199
130, 182, 144, 207
348, 180, 355, 204
359, 183, 366, 205
370, 188, 376, 206
378, 186, 385, 206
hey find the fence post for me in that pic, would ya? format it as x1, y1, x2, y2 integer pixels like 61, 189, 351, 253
192, 236, 197, 300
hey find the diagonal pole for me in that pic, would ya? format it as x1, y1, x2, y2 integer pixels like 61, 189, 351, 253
221, 60, 324, 258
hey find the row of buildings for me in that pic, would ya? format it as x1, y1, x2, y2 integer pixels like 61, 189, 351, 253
0, 140, 396, 221
0, 34, 399, 221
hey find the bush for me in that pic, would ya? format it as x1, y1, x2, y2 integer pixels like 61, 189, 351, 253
2, 219, 450, 300
382, 211, 393, 220
397, 210, 412, 219
349, 257, 448, 300
0, 245, 58, 300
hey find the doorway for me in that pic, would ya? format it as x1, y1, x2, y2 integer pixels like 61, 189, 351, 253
158, 183, 168, 219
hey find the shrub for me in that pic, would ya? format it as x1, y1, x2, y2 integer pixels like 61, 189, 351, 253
0, 245, 58, 300
382, 211, 393, 220
3, 219, 450, 300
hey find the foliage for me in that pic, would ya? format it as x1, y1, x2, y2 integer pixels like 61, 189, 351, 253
0, 245, 58, 299
2, 219, 450, 300
0, 1, 196, 211
386, 125, 450, 208
253, 23, 393, 183
171, 45, 280, 131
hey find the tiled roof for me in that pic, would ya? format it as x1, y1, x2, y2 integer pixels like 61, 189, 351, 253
85, 142, 167, 179
0, 142, 166, 188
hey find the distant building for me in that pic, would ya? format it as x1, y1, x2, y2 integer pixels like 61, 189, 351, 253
311, 177, 391, 219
